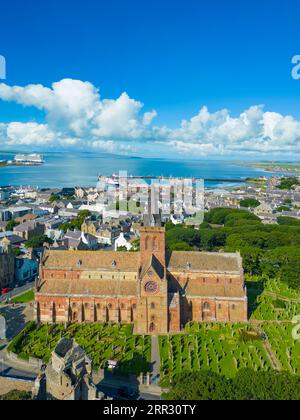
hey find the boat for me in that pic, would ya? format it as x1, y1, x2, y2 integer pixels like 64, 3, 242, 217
14, 154, 45, 165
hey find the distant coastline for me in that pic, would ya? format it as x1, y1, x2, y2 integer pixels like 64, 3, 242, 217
0, 153, 291, 189
0, 161, 43, 168
249, 162, 300, 174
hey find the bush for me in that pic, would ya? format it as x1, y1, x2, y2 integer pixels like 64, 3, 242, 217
0, 390, 32, 400
163, 369, 300, 400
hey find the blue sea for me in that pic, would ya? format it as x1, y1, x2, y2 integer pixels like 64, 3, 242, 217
0, 152, 270, 189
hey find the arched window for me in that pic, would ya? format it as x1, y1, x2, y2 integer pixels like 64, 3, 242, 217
203, 302, 210, 311
145, 236, 151, 250
153, 237, 159, 251
149, 323, 156, 333
151, 303, 156, 310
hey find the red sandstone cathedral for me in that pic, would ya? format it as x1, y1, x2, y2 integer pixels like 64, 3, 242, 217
35, 227, 248, 334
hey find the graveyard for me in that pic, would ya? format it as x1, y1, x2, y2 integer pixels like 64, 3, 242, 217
7, 322, 151, 376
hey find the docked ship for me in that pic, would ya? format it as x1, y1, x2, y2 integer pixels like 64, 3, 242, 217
14, 153, 45, 165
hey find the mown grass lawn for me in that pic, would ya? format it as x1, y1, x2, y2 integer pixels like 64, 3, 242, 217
8, 322, 151, 376
11, 290, 35, 304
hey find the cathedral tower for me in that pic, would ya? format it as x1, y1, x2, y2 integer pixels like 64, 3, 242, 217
135, 227, 168, 334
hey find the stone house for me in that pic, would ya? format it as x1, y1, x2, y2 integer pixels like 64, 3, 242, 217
33, 338, 104, 400
14, 220, 45, 241
0, 240, 15, 289
15, 256, 39, 284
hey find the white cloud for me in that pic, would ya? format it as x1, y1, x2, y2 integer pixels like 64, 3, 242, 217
143, 110, 157, 126
3, 122, 55, 146
0, 78, 300, 157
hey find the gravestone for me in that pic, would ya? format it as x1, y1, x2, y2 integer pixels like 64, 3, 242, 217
0, 315, 6, 340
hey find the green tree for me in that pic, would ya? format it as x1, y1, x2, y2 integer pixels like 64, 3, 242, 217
168, 241, 193, 251
277, 206, 291, 212
199, 229, 227, 251
0, 390, 32, 400
277, 177, 300, 190
25, 235, 53, 249
240, 198, 261, 208
6, 219, 19, 231
278, 217, 300, 226
166, 226, 199, 249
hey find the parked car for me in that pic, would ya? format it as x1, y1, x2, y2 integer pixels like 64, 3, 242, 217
1, 287, 13, 296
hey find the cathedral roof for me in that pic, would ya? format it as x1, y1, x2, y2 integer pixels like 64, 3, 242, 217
42, 249, 242, 274
37, 277, 137, 297
167, 251, 242, 274
42, 249, 140, 272
140, 255, 165, 279
184, 283, 246, 298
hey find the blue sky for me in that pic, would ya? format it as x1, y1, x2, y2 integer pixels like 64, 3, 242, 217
0, 0, 300, 158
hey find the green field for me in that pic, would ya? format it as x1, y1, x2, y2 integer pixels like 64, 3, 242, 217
8, 322, 151, 375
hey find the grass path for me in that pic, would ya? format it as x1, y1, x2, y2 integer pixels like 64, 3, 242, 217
253, 325, 281, 371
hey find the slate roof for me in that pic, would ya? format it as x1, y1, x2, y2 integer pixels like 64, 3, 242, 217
167, 251, 242, 274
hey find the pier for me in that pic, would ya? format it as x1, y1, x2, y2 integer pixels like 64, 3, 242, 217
126, 175, 246, 183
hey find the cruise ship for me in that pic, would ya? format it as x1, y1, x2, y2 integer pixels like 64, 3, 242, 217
14, 154, 44, 165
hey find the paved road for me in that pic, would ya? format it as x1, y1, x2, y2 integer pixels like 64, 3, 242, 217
0, 282, 35, 304
0, 304, 34, 340
98, 384, 161, 401
151, 336, 160, 385
0, 359, 37, 381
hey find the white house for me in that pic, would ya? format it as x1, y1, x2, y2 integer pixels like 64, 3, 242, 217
171, 214, 185, 225
114, 232, 133, 251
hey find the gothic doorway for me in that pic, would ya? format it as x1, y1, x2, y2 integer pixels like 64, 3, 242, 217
202, 302, 211, 321
149, 323, 156, 333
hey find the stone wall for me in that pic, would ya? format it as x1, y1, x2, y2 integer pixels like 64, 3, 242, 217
7, 351, 43, 370
0, 377, 33, 396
